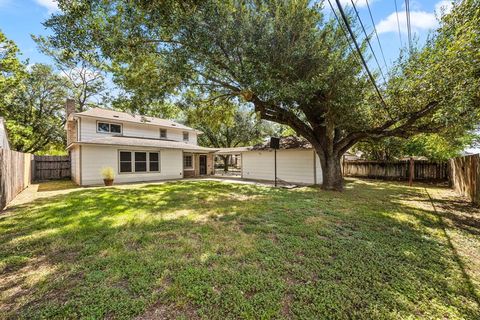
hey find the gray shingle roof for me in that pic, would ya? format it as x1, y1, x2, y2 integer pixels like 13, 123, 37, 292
215, 147, 252, 154
74, 108, 200, 132
251, 136, 312, 150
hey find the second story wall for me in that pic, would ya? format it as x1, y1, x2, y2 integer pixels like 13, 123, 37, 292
78, 117, 198, 145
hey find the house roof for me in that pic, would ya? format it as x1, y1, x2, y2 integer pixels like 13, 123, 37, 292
250, 136, 312, 150
215, 147, 252, 154
73, 108, 201, 133
69, 136, 217, 152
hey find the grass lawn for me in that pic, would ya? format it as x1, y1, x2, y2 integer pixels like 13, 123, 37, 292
1, 179, 479, 319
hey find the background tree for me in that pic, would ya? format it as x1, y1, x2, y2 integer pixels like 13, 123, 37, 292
0, 30, 25, 112
354, 133, 479, 161
4, 64, 67, 153
33, 35, 108, 112
186, 99, 270, 171
46, 0, 480, 189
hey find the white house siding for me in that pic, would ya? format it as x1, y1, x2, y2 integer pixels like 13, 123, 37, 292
79, 117, 198, 145
242, 149, 321, 185
70, 146, 81, 185
80, 145, 183, 185
315, 152, 323, 185
0, 117, 10, 149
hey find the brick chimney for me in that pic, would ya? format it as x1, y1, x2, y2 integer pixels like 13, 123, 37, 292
65, 98, 77, 146
65, 98, 76, 116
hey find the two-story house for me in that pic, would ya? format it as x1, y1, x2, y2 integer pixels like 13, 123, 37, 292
65, 99, 217, 186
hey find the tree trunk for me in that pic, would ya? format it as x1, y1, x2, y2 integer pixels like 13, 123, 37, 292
222, 155, 230, 172
320, 153, 343, 191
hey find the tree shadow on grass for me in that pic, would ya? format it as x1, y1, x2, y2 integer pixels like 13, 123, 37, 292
0, 180, 479, 319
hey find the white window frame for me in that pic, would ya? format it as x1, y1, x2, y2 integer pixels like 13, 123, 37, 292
97, 121, 123, 134
183, 154, 194, 170
118, 150, 161, 174
183, 131, 189, 141
148, 152, 160, 172
160, 128, 167, 139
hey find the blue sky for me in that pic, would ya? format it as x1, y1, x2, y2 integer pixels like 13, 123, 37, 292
0, 0, 453, 69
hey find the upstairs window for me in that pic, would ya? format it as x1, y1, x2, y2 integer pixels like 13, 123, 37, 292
97, 122, 122, 134
160, 129, 167, 139
183, 132, 189, 141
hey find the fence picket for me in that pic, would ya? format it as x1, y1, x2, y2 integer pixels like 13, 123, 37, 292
33, 155, 71, 181
0, 148, 32, 210
343, 160, 448, 181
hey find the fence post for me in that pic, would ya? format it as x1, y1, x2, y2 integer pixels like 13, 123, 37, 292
471, 156, 477, 204
409, 157, 414, 186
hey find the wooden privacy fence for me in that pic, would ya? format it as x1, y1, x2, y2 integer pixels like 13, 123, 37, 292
343, 160, 448, 181
34, 155, 70, 181
0, 148, 32, 210
450, 155, 480, 204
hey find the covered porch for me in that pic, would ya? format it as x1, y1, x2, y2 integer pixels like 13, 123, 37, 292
182, 151, 215, 178
213, 147, 250, 178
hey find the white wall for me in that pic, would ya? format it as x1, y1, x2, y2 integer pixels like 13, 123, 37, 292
315, 151, 323, 185
242, 149, 322, 185
80, 145, 183, 185
79, 117, 198, 145
70, 146, 81, 185
0, 117, 10, 150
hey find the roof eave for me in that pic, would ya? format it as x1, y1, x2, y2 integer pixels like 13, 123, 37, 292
74, 112, 198, 132
69, 140, 218, 152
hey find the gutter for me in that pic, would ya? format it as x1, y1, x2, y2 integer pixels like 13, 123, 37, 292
67, 141, 219, 153
73, 113, 203, 134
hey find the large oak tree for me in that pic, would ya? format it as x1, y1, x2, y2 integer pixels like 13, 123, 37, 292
185, 99, 270, 171
46, 0, 480, 189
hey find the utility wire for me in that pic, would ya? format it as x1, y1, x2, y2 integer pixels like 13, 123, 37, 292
350, 0, 386, 85
365, 0, 388, 72
394, 0, 403, 47
325, 0, 362, 67
405, 0, 412, 52
333, 0, 388, 109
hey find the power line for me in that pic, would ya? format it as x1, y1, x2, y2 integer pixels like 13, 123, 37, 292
405, 0, 412, 52
394, 0, 403, 47
333, 0, 388, 109
365, 0, 388, 71
325, 0, 362, 67
350, 0, 386, 84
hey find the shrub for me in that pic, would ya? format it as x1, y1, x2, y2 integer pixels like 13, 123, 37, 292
100, 167, 115, 180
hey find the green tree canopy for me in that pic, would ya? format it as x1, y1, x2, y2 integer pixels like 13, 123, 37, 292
33, 35, 109, 112
4, 64, 68, 153
185, 99, 271, 170
354, 133, 479, 161
0, 30, 25, 110
45, 0, 480, 189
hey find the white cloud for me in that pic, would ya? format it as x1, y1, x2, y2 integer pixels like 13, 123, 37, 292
377, 10, 438, 34
376, 0, 454, 35
35, 0, 59, 13
338, 0, 372, 8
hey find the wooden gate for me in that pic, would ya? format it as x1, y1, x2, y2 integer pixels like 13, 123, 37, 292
34, 155, 70, 181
